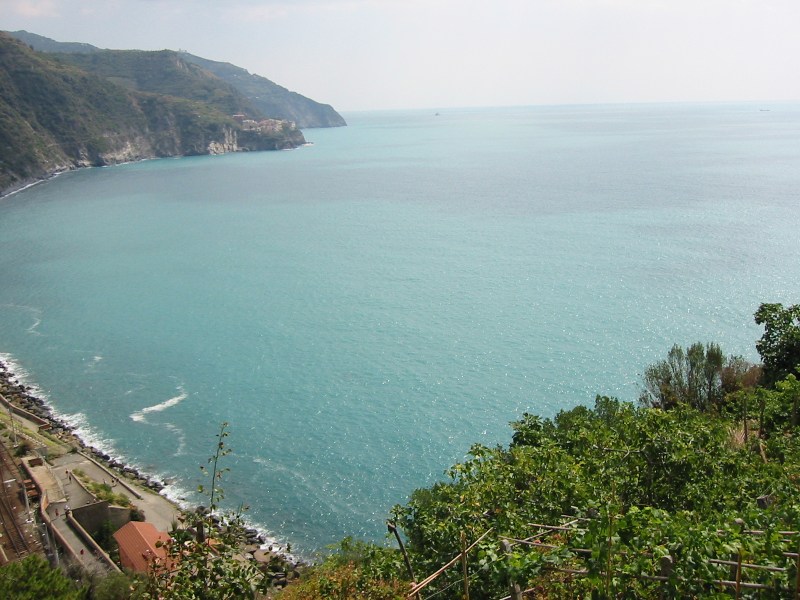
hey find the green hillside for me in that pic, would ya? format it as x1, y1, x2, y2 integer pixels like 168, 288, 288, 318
0, 32, 148, 191
10, 29, 101, 54
180, 52, 346, 128
10, 30, 346, 128
0, 32, 305, 195
56, 49, 260, 119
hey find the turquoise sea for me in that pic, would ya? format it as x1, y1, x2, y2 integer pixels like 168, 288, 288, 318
1, 103, 799, 556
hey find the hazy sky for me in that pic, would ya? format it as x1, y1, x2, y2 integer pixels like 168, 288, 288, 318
3, 0, 799, 111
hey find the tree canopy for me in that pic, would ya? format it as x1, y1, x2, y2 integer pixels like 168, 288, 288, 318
639, 342, 726, 410
0, 555, 83, 600
755, 302, 800, 386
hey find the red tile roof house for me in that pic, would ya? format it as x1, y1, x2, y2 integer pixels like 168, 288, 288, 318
113, 521, 171, 573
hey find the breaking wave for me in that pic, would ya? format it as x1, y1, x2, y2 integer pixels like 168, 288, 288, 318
130, 386, 188, 423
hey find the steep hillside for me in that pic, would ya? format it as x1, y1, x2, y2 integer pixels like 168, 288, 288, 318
0, 33, 304, 195
0, 32, 151, 192
55, 49, 261, 119
180, 53, 346, 128
10, 30, 346, 129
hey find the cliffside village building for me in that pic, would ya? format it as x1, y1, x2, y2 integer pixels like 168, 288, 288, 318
232, 114, 296, 133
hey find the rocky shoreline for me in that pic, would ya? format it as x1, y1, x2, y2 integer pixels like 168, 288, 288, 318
0, 358, 169, 495
0, 356, 304, 585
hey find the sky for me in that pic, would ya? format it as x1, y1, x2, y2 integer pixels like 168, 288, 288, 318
2, 0, 799, 112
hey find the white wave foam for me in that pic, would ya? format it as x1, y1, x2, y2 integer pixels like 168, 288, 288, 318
0, 356, 278, 551
0, 352, 49, 400
82, 354, 104, 373
0, 174, 58, 199
151, 479, 296, 559
163, 423, 187, 456
238, 513, 299, 562
157, 479, 194, 510
124, 381, 147, 396
0, 356, 301, 559
53, 410, 120, 459
130, 386, 188, 423
0, 303, 43, 336
144, 458, 300, 560
27, 317, 42, 336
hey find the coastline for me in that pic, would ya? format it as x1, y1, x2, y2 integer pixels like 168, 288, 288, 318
0, 354, 171, 494
0, 136, 313, 200
0, 169, 70, 200
0, 353, 304, 577
0, 127, 311, 201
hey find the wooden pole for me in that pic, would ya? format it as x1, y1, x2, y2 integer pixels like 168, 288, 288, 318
605, 509, 614, 599
659, 555, 673, 600
743, 394, 749, 445
408, 528, 493, 597
461, 532, 469, 600
388, 521, 420, 600
501, 540, 522, 600
735, 552, 742, 600
388, 522, 416, 583
794, 540, 800, 600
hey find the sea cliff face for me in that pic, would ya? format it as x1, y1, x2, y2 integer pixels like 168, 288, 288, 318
0, 33, 309, 196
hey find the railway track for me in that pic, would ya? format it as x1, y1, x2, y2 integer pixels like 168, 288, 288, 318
0, 438, 31, 561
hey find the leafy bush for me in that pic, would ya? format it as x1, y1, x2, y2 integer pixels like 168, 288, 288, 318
755, 303, 800, 386
14, 439, 32, 457
0, 554, 83, 599
387, 397, 800, 599
277, 540, 408, 600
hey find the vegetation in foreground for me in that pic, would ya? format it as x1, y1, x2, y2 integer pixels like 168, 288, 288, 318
279, 302, 800, 599
1, 302, 799, 598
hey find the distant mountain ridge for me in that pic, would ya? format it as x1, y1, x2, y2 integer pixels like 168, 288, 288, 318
9, 29, 102, 54
10, 30, 346, 129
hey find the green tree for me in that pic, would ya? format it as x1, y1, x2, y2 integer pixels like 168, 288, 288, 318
0, 555, 83, 599
720, 354, 761, 394
639, 342, 725, 411
755, 302, 800, 386
776, 373, 800, 429
92, 572, 145, 600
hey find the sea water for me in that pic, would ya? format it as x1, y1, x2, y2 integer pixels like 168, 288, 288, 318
1, 103, 799, 556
